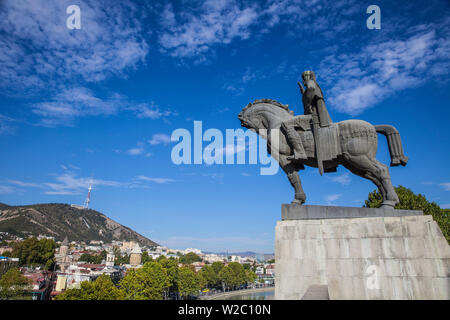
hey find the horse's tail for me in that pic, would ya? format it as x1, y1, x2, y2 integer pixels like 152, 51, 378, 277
374, 125, 409, 167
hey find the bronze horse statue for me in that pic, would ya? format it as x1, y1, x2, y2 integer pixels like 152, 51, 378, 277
238, 99, 408, 208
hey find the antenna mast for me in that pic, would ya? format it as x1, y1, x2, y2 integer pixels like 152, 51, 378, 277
84, 185, 92, 209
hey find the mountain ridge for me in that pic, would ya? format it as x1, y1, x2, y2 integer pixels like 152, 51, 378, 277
0, 203, 158, 247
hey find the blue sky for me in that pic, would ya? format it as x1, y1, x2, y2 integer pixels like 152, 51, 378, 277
0, 0, 449, 253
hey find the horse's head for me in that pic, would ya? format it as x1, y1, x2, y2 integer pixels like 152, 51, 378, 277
238, 99, 293, 133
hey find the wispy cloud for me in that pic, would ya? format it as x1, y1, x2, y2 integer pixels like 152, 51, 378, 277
127, 147, 145, 156
7, 180, 42, 188
4, 172, 175, 196
440, 183, 450, 191
318, 19, 450, 114
331, 173, 351, 185
0, 0, 149, 94
44, 173, 121, 195
325, 193, 342, 203
128, 103, 173, 120
0, 185, 15, 194
158, 1, 259, 59
149, 134, 171, 145
157, 0, 361, 61
136, 176, 175, 184
32, 87, 124, 126
0, 115, 16, 135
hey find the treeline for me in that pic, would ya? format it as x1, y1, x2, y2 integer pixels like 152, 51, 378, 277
56, 258, 257, 300
1, 237, 55, 270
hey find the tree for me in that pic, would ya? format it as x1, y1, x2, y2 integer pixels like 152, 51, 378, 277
218, 266, 234, 291
0, 268, 32, 300
159, 257, 179, 298
79, 253, 102, 264
10, 237, 55, 269
210, 261, 224, 287
114, 253, 130, 266
199, 264, 216, 288
177, 266, 200, 299
179, 252, 202, 265
119, 262, 170, 300
245, 269, 257, 284
55, 274, 124, 300
228, 262, 246, 288
141, 251, 153, 264
365, 185, 450, 243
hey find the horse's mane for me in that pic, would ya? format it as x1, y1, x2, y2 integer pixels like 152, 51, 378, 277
242, 98, 291, 113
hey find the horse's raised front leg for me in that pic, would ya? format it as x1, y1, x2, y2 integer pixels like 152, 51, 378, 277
281, 156, 306, 204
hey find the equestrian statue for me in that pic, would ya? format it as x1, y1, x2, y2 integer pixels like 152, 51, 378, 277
238, 71, 408, 208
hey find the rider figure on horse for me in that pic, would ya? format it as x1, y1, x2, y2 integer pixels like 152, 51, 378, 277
281, 70, 333, 161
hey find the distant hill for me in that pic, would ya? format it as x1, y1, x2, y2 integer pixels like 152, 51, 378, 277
0, 203, 11, 210
0, 203, 158, 247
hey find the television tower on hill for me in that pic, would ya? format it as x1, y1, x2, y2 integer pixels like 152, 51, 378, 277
84, 185, 92, 209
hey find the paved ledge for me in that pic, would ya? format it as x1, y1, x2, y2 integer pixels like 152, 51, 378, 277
282, 204, 423, 220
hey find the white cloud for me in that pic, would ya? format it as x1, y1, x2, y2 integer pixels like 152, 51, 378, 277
318, 21, 450, 114
127, 147, 145, 156
0, 185, 15, 194
32, 87, 125, 126
136, 176, 175, 184
440, 183, 450, 191
129, 103, 173, 120
331, 173, 351, 185
7, 180, 42, 188
44, 173, 121, 195
149, 134, 172, 145
325, 193, 342, 202
157, 0, 360, 60
0, 0, 149, 93
0, 115, 16, 135
6, 173, 173, 196
158, 0, 259, 58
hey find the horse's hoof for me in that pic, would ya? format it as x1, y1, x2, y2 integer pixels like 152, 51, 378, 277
291, 199, 303, 205
380, 200, 396, 209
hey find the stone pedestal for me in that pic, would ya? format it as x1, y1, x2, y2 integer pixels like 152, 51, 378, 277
275, 205, 450, 300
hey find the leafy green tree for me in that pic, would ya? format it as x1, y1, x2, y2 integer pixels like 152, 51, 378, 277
210, 261, 224, 287
141, 251, 153, 264
218, 266, 234, 291
55, 274, 124, 300
179, 252, 202, 265
177, 266, 200, 299
228, 262, 246, 288
199, 264, 216, 288
0, 268, 32, 300
10, 237, 55, 269
245, 269, 257, 284
364, 185, 450, 243
78, 253, 102, 264
159, 257, 179, 298
119, 262, 170, 300
114, 253, 130, 266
